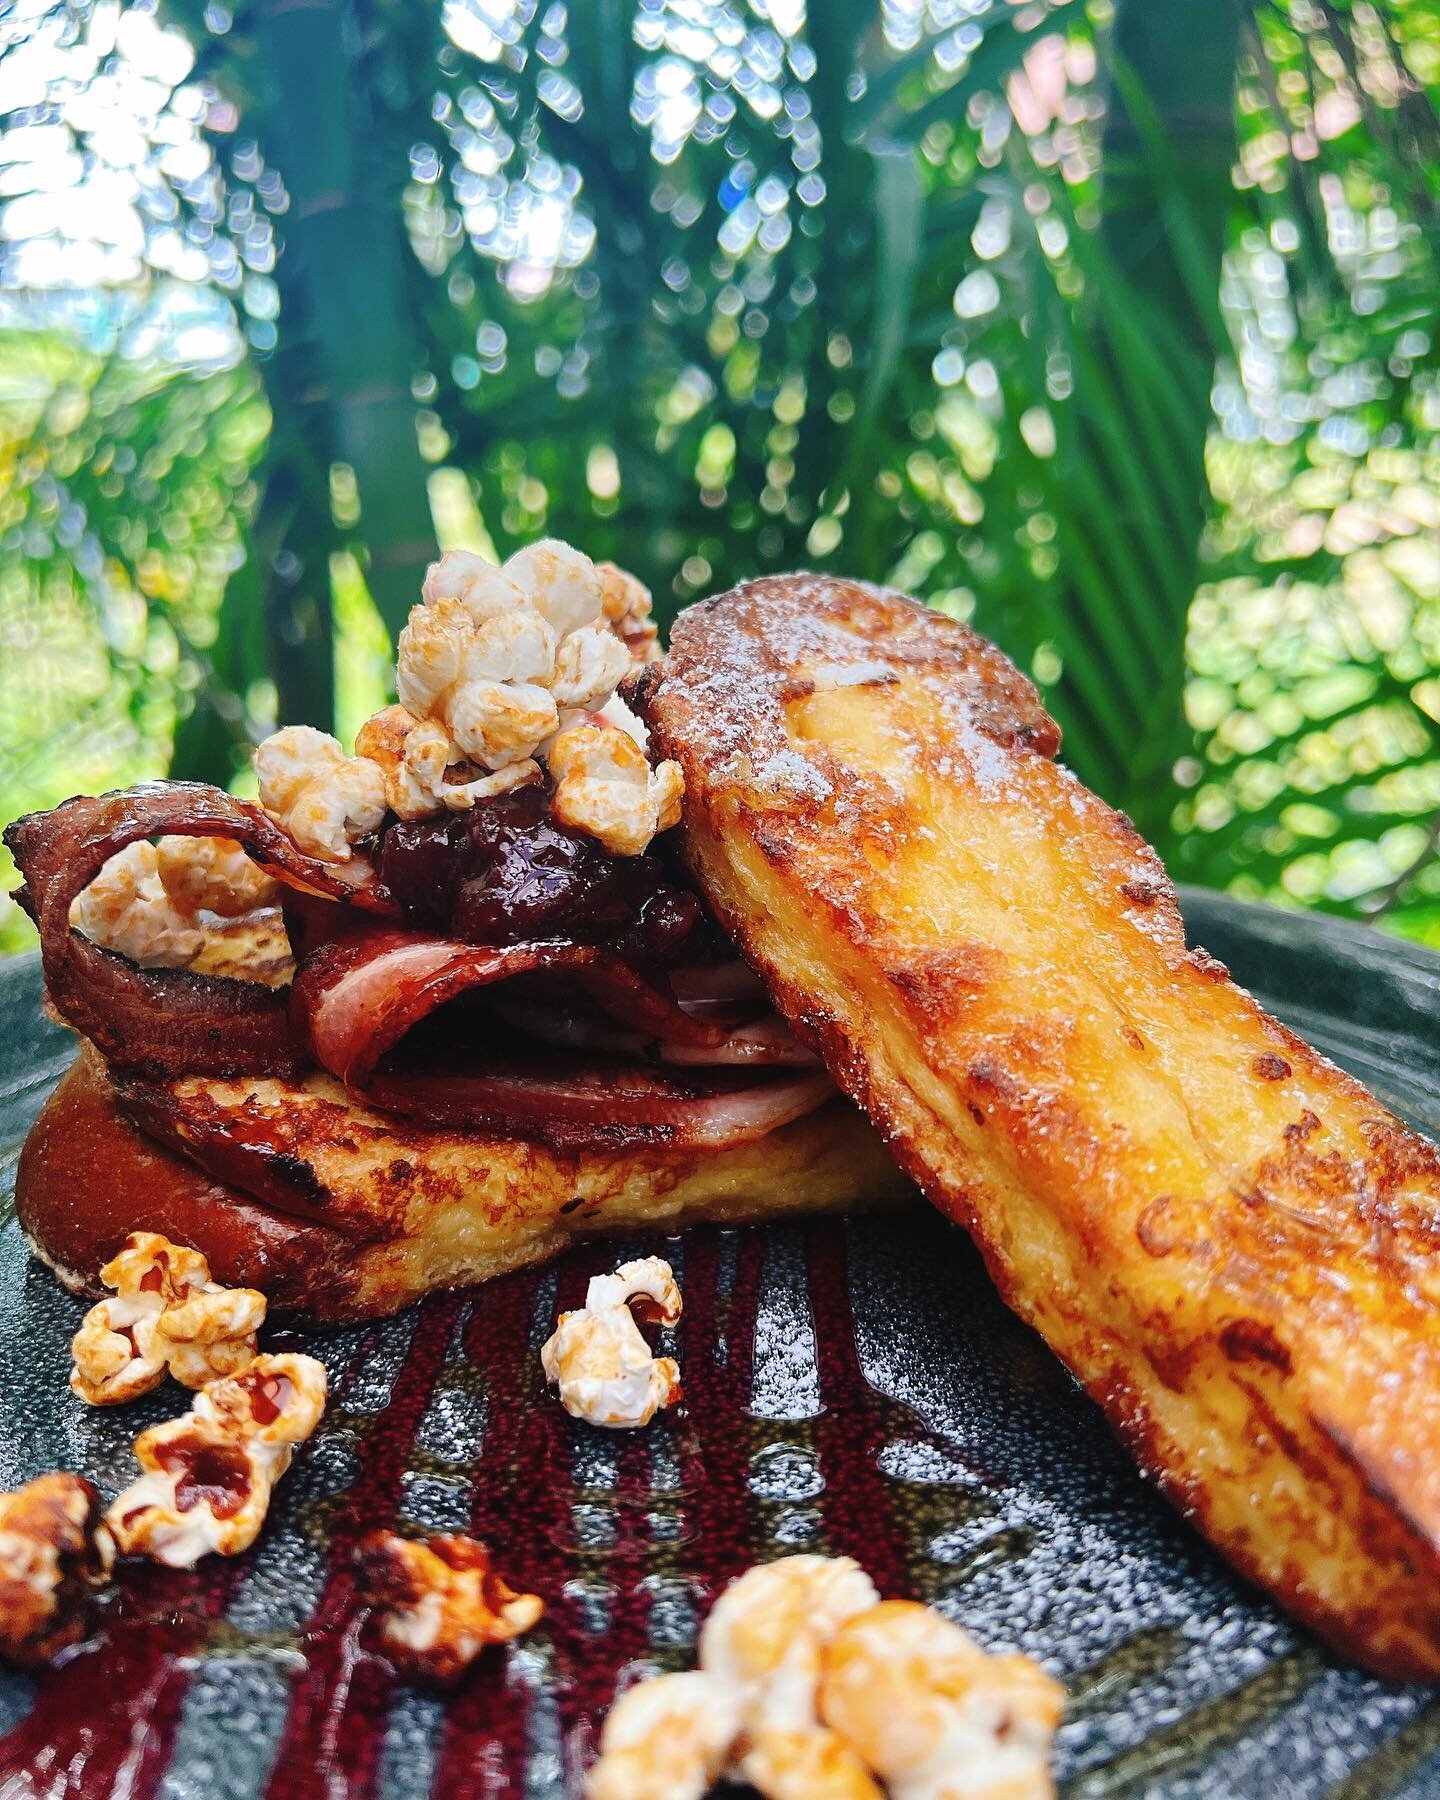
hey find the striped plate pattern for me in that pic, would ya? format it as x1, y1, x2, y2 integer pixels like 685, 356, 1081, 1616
0, 888, 1437, 1797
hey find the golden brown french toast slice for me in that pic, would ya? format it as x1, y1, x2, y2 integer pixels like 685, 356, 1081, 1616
633, 573, 1440, 1678
21, 1047, 910, 1321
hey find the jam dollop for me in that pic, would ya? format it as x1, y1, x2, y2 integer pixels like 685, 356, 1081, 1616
374, 785, 713, 964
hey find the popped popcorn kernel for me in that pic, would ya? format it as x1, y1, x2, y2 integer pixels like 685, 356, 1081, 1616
152, 835, 278, 918
540, 1254, 682, 1429
422, 549, 527, 622
0, 1474, 112, 1669
818, 1601, 1062, 1800
587, 1671, 740, 1800
355, 705, 540, 820
503, 537, 604, 639
586, 1563, 1062, 1800
742, 1728, 885, 1800
200, 1352, 327, 1447
448, 676, 559, 771
584, 1255, 683, 1323
105, 1352, 326, 1567
70, 841, 205, 969
70, 1232, 266, 1406
700, 1555, 879, 1734
253, 724, 386, 863
598, 561, 661, 664
395, 594, 471, 720
548, 723, 685, 856
102, 1230, 209, 1302
550, 625, 632, 710
355, 1530, 543, 1686
158, 1286, 269, 1392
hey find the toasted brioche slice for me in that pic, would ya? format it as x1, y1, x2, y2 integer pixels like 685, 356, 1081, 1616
634, 574, 1440, 1679
18, 1047, 911, 1321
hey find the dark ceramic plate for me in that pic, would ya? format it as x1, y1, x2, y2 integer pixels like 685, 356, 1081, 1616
1, 889, 1440, 1798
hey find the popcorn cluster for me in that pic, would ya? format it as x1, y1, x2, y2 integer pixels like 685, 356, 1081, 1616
70, 836, 278, 970
354, 704, 539, 821
541, 1255, 683, 1429
105, 1353, 327, 1567
70, 1231, 267, 1407
0, 1474, 113, 1669
549, 723, 684, 857
0, 1234, 330, 1667
355, 1530, 543, 1686
253, 724, 388, 864
404, 541, 631, 745
72, 543, 678, 966
252, 538, 681, 865
818, 1601, 1063, 1800
587, 1556, 1062, 1800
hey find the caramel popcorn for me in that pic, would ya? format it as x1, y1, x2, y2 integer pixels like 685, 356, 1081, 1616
392, 542, 648, 788
106, 1352, 326, 1567
540, 1256, 682, 1429
504, 538, 609, 639
818, 1602, 1062, 1800
70, 834, 279, 971
550, 624, 632, 711
0, 1475, 113, 1669
598, 560, 661, 664
70, 1232, 265, 1406
355, 1530, 543, 1686
584, 1255, 683, 1323
151, 835, 277, 918
587, 1671, 741, 1800
699, 1555, 880, 1735
587, 1561, 1062, 1800
354, 705, 540, 820
71, 840, 204, 968
742, 1730, 885, 1800
421, 547, 527, 619
250, 541, 670, 854
253, 724, 387, 863
398, 595, 560, 768
548, 723, 684, 857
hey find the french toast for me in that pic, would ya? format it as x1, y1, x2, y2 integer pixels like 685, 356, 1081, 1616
20, 1045, 911, 1321
5, 533, 918, 1328
633, 573, 1440, 1679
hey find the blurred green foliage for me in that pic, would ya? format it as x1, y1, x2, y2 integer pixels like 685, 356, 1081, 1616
0, 0, 1436, 952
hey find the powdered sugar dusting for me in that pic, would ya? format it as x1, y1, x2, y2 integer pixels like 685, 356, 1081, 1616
756, 750, 832, 802
803, 660, 896, 690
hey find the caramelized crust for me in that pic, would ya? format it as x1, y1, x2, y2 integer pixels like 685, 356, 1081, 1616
18, 1047, 911, 1322
634, 573, 1440, 1679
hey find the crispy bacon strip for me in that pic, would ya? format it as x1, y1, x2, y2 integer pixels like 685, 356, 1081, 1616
4, 783, 396, 1081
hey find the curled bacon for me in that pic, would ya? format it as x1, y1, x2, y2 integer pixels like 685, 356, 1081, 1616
358, 1063, 835, 1149
294, 928, 830, 1148
489, 992, 819, 1067
4, 784, 398, 1082
7, 783, 834, 1151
